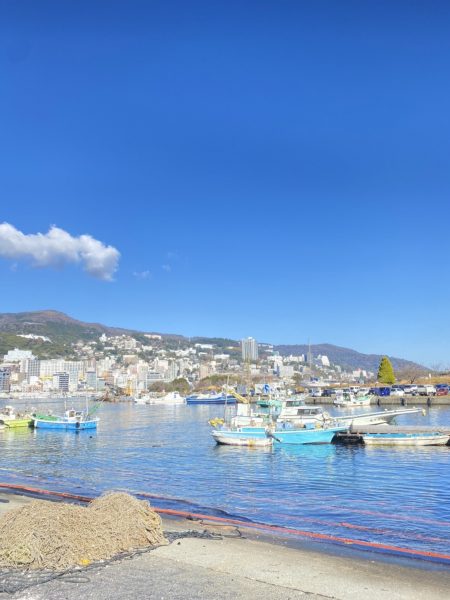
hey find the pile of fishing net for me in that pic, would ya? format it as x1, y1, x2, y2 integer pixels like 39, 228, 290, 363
0, 492, 167, 570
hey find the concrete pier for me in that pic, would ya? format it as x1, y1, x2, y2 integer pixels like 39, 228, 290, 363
309, 395, 450, 406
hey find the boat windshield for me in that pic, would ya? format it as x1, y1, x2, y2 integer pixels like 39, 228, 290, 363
285, 400, 304, 407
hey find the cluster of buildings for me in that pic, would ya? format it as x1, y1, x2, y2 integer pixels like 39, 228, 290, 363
0, 334, 374, 396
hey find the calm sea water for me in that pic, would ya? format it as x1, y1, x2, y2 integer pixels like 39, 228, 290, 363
1, 399, 450, 561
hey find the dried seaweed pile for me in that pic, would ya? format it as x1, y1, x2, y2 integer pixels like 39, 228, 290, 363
0, 492, 167, 570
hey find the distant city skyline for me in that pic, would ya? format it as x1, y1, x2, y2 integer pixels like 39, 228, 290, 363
2, 1, 450, 367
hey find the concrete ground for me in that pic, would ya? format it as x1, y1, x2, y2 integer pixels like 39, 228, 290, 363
1, 493, 449, 600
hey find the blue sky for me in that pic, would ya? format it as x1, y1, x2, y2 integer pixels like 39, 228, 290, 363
1, 0, 450, 366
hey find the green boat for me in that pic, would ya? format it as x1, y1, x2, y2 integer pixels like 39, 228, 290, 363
0, 406, 33, 428
2, 418, 33, 428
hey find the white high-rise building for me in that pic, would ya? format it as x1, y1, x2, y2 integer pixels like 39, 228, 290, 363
241, 337, 258, 361
3, 348, 35, 362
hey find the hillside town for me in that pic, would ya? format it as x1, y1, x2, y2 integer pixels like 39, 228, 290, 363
0, 334, 375, 396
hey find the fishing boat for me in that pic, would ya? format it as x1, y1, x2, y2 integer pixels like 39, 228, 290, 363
212, 426, 273, 447
338, 407, 424, 428
211, 417, 346, 446
33, 409, 99, 430
186, 392, 236, 405
0, 406, 33, 428
362, 432, 449, 446
134, 396, 149, 405
277, 401, 330, 427
147, 391, 186, 405
334, 392, 372, 407
225, 398, 278, 428
267, 423, 346, 445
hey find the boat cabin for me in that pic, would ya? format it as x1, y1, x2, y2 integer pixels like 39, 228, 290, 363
278, 403, 327, 424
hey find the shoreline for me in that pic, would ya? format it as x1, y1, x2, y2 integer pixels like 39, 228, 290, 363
1, 485, 450, 568
1, 487, 450, 569
1, 491, 450, 599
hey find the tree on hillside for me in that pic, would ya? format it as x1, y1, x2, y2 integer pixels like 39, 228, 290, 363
377, 356, 395, 384
170, 378, 191, 394
396, 366, 425, 384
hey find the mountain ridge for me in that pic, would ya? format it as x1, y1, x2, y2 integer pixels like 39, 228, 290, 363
274, 343, 427, 374
0, 310, 428, 373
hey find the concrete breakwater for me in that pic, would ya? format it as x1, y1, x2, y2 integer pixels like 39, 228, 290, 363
308, 395, 450, 406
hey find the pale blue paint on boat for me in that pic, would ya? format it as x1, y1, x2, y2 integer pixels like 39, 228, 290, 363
270, 426, 345, 445
33, 417, 99, 430
212, 424, 345, 445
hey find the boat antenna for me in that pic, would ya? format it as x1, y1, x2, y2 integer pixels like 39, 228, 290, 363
223, 375, 229, 419
308, 338, 312, 378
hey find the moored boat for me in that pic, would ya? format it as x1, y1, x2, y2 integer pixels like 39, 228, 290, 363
337, 407, 424, 428
187, 392, 236, 405
148, 391, 185, 405
212, 427, 273, 447
2, 418, 33, 428
362, 432, 449, 446
33, 409, 99, 431
0, 406, 33, 428
268, 424, 346, 445
277, 401, 330, 427
334, 392, 372, 407
134, 396, 149, 405
211, 420, 345, 447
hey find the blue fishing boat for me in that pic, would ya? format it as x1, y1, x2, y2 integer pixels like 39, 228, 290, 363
186, 392, 236, 405
268, 425, 345, 445
33, 409, 99, 431
211, 423, 345, 446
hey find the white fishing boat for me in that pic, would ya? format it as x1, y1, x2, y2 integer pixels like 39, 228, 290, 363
334, 392, 371, 407
277, 400, 330, 427
363, 432, 449, 446
337, 407, 424, 428
134, 396, 149, 405
211, 427, 273, 447
148, 391, 185, 405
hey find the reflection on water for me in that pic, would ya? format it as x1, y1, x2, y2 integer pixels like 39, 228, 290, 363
0, 399, 450, 556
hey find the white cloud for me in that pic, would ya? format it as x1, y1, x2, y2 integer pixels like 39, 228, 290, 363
133, 270, 151, 280
0, 223, 120, 281
161, 264, 172, 272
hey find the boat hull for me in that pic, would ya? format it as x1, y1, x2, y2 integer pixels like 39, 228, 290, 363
187, 395, 236, 405
2, 418, 33, 428
212, 429, 272, 447
147, 399, 185, 405
270, 426, 345, 445
33, 418, 99, 430
341, 408, 423, 429
363, 433, 449, 446
213, 425, 344, 446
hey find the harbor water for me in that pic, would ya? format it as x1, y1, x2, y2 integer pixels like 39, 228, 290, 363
1, 399, 450, 562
